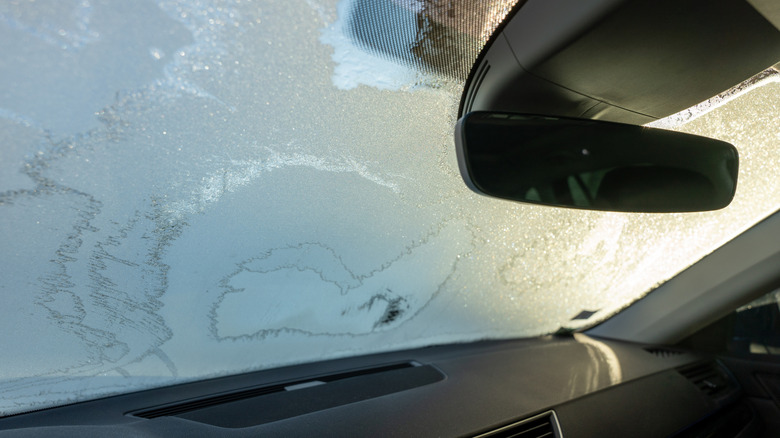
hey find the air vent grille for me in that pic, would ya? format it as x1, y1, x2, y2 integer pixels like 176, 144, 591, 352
677, 361, 733, 398
474, 411, 561, 438
644, 347, 684, 358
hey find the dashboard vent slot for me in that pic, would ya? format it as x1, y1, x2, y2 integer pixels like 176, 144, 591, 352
644, 347, 684, 358
132, 361, 418, 420
677, 361, 734, 398
131, 361, 446, 428
474, 411, 562, 438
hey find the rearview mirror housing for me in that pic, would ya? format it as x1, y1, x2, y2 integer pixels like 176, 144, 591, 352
455, 112, 738, 212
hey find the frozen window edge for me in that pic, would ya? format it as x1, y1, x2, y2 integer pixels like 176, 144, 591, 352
646, 66, 780, 130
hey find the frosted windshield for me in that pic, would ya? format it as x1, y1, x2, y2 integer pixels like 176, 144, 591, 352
1, 0, 779, 415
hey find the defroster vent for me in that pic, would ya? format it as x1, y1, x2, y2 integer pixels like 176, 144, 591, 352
677, 361, 737, 399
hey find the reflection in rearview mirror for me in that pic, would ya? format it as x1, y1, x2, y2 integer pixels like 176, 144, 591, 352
455, 112, 738, 212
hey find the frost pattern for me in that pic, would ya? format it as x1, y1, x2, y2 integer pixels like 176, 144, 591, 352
1, 0, 780, 418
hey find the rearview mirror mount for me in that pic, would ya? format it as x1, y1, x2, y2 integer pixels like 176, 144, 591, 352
455, 112, 738, 213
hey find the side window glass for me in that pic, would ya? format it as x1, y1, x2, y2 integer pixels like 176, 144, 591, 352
730, 289, 780, 355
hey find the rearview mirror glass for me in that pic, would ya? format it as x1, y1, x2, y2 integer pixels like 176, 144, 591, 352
455, 112, 738, 212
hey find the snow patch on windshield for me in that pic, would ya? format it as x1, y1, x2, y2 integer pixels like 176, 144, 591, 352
213, 219, 465, 338
319, 0, 421, 91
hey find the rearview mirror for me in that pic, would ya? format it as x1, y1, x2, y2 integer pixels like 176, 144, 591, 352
455, 112, 738, 212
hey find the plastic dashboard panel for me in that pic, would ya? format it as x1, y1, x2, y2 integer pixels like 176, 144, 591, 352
0, 335, 759, 437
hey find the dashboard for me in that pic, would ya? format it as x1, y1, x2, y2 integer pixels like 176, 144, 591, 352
0, 334, 762, 437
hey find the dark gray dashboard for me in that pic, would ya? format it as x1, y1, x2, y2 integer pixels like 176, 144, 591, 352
0, 335, 757, 437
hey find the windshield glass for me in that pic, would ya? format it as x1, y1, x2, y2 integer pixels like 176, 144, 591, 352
1, 0, 779, 415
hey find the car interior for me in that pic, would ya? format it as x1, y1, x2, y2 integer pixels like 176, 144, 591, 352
1, 0, 779, 436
